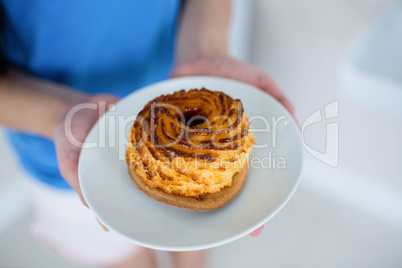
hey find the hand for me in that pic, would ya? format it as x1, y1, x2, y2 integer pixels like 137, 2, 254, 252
54, 94, 119, 206
171, 55, 295, 117
172, 55, 295, 237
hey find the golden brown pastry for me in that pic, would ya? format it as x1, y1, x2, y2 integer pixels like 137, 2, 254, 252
126, 88, 254, 211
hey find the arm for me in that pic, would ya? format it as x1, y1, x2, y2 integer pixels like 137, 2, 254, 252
173, 0, 295, 238
0, 69, 118, 207
0, 69, 88, 139
175, 0, 231, 64
172, 0, 295, 116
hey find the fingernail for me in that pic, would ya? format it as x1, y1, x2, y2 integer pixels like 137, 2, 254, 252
96, 218, 109, 232
249, 226, 264, 237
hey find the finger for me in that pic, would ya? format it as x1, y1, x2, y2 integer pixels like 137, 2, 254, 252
96, 218, 109, 232
170, 62, 198, 78
256, 75, 294, 113
249, 225, 264, 237
89, 94, 120, 116
54, 126, 88, 204
253, 74, 301, 127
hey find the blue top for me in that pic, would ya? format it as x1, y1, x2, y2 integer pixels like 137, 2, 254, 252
1, 0, 180, 188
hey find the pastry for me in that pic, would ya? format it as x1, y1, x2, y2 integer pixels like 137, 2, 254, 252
126, 88, 254, 211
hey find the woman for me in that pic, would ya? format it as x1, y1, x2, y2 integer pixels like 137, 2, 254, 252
0, 0, 293, 267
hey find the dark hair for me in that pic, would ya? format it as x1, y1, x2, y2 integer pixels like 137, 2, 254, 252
0, 3, 8, 74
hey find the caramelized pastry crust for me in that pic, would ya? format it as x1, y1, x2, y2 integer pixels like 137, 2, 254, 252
126, 88, 254, 198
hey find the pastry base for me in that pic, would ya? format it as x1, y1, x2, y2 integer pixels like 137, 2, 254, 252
128, 166, 248, 211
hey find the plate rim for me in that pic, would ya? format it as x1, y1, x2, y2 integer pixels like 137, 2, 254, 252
78, 76, 304, 251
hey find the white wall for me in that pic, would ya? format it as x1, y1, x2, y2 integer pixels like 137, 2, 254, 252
248, 0, 402, 230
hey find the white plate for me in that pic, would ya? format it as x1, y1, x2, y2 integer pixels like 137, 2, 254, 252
78, 76, 303, 251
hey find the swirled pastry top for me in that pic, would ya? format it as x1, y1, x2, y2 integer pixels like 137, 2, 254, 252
126, 88, 254, 197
